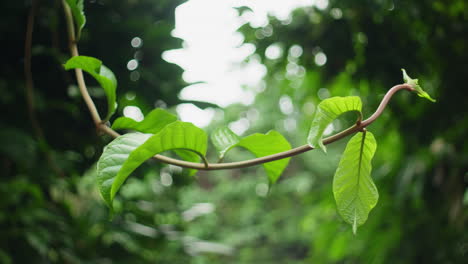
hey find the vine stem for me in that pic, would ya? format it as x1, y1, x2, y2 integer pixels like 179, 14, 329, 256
62, 2, 414, 171
24, 0, 65, 177
62, 0, 102, 126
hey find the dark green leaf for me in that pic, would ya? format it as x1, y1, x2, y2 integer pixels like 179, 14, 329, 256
333, 131, 378, 234
112, 108, 177, 134
97, 133, 151, 208
307, 96, 362, 153
98, 121, 207, 209
64, 56, 117, 120
65, 0, 86, 40
402, 69, 436, 102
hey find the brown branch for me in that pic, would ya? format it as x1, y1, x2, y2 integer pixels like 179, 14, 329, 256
101, 84, 412, 170
25, 0, 65, 177
24, 0, 41, 138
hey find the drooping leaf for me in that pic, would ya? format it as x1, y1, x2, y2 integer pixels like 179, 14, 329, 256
401, 69, 436, 102
237, 131, 291, 183
65, 0, 86, 40
112, 108, 177, 134
96, 133, 151, 208
211, 127, 240, 159
64, 56, 117, 120
99, 121, 207, 209
210, 128, 291, 183
307, 96, 362, 153
333, 131, 378, 234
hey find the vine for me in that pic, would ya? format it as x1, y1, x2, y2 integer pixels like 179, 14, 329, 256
61, 1, 435, 233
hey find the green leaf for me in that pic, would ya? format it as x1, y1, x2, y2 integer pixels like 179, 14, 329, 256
97, 133, 151, 208
211, 128, 291, 183
307, 96, 362, 152
211, 127, 240, 159
401, 69, 436, 102
64, 56, 117, 120
65, 0, 86, 40
112, 108, 178, 134
99, 121, 208, 209
112, 109, 201, 175
333, 131, 378, 234
174, 150, 201, 177
237, 131, 291, 183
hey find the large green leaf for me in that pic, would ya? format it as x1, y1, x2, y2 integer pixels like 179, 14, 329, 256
98, 121, 208, 209
65, 0, 86, 40
112, 109, 200, 175
333, 131, 378, 234
96, 133, 151, 208
112, 108, 178, 134
307, 96, 362, 153
64, 56, 117, 120
402, 69, 436, 102
211, 127, 291, 184
211, 127, 240, 160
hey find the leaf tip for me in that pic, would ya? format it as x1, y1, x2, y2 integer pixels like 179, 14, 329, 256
401, 68, 436, 103
316, 141, 327, 153
401, 68, 409, 82
306, 138, 327, 153
352, 211, 358, 235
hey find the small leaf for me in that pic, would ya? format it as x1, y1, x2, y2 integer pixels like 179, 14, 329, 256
211, 127, 240, 159
210, 128, 292, 183
97, 133, 151, 208
237, 131, 291, 184
307, 96, 362, 152
401, 69, 436, 102
65, 0, 86, 40
100, 121, 207, 209
333, 131, 378, 234
112, 108, 178, 134
64, 56, 117, 120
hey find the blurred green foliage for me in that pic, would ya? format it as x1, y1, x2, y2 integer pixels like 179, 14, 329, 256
1, 0, 467, 263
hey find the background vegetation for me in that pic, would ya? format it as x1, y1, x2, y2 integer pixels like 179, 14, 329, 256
1, 0, 467, 263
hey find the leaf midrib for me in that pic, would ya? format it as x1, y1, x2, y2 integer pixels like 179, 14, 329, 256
346, 132, 367, 218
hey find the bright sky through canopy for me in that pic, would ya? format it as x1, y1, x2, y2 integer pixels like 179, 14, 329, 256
163, 0, 323, 127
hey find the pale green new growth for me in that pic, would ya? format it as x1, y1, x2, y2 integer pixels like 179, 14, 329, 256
211, 128, 291, 183
333, 131, 378, 234
307, 96, 362, 153
64, 0, 86, 40
64, 56, 117, 120
112, 108, 178, 134
211, 127, 240, 160
401, 69, 436, 102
